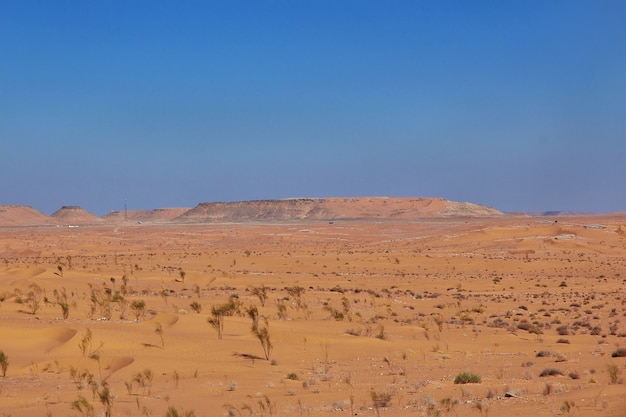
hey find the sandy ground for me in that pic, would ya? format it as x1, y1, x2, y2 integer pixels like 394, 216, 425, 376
1, 216, 626, 416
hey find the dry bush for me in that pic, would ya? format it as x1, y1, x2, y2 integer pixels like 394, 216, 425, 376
607, 363, 622, 384
539, 368, 564, 377
611, 347, 626, 357
454, 372, 482, 384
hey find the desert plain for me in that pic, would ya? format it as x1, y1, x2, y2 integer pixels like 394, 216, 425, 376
1, 198, 625, 417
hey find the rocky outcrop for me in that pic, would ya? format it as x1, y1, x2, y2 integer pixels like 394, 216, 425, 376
174, 197, 503, 223
50, 206, 102, 225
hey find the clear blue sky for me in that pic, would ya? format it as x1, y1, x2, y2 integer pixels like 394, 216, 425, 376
2, 1, 625, 215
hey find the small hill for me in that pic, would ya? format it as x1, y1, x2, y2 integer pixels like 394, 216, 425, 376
50, 206, 102, 225
0, 205, 52, 227
175, 197, 503, 223
526, 211, 595, 217
102, 208, 191, 223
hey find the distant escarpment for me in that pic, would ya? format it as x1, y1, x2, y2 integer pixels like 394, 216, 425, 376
102, 208, 191, 223
174, 197, 503, 223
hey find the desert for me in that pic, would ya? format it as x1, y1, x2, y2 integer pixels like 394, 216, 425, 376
0, 198, 625, 417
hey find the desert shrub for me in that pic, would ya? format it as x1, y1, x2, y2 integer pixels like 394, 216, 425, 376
54, 288, 70, 319
0, 350, 8, 377
536, 350, 557, 358
590, 326, 602, 335
518, 321, 542, 334
208, 306, 225, 339
189, 301, 202, 313
345, 328, 362, 336
556, 338, 570, 344
539, 368, 564, 377
454, 372, 482, 384
370, 390, 393, 408
556, 325, 570, 336
607, 363, 622, 384
286, 372, 298, 380
611, 347, 626, 357
568, 371, 580, 379
130, 300, 146, 321
165, 406, 196, 417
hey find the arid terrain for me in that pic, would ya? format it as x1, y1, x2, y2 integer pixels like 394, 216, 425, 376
1, 198, 625, 417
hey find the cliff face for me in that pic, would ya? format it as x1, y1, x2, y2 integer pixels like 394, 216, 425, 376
174, 197, 503, 223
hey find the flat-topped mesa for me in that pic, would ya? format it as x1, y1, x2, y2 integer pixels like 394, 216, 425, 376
174, 197, 504, 223
51, 206, 102, 225
0, 205, 53, 227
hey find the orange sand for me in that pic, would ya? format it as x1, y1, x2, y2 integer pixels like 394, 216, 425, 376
1, 215, 626, 416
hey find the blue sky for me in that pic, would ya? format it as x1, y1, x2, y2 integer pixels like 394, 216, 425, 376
2, 1, 625, 215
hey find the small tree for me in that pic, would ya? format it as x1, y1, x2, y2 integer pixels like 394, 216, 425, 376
208, 306, 225, 339
178, 269, 186, 283
112, 292, 127, 319
250, 285, 268, 307
254, 317, 272, 360
285, 286, 306, 310
54, 287, 70, 319
0, 350, 8, 377
26, 283, 43, 315
130, 300, 146, 322
246, 305, 259, 333
97, 381, 113, 417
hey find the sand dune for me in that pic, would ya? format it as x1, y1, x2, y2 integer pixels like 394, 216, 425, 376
0, 326, 77, 354
1, 206, 626, 416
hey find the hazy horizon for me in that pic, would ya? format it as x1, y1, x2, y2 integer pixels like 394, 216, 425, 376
2, 1, 625, 215
1, 196, 617, 218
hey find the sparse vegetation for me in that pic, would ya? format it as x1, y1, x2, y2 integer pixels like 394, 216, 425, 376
3, 205, 626, 416
454, 372, 482, 384
611, 347, 626, 357
189, 301, 202, 313
54, 287, 71, 319
250, 285, 268, 307
130, 300, 146, 321
539, 368, 564, 377
607, 363, 622, 384
0, 350, 8, 377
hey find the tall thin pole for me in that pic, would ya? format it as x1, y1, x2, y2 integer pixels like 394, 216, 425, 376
124, 199, 128, 222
